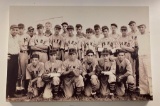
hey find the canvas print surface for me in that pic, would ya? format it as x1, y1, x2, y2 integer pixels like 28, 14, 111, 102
7, 6, 153, 102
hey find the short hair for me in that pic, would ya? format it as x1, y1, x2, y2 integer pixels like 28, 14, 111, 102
111, 23, 118, 28
67, 25, 74, 30
18, 23, 25, 29
94, 24, 100, 30
102, 26, 109, 32
45, 22, 52, 25
37, 24, 44, 29
76, 24, 82, 29
86, 28, 93, 33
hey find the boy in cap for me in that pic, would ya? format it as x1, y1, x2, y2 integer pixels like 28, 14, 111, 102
29, 24, 49, 63
95, 48, 116, 100
63, 25, 79, 60
115, 50, 136, 100
82, 49, 100, 98
93, 24, 104, 58
28, 26, 35, 38
44, 49, 63, 100
61, 48, 84, 99
61, 22, 69, 38
26, 54, 45, 99
17, 23, 30, 95
6, 25, 19, 98
49, 25, 63, 60
137, 24, 152, 99
84, 28, 97, 57
75, 24, 86, 61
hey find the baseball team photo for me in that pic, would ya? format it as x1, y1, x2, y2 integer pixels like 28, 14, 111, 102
7, 6, 153, 102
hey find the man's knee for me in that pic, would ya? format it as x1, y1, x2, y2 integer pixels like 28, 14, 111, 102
127, 75, 135, 84
37, 77, 44, 87
52, 76, 60, 85
75, 75, 84, 87
108, 74, 116, 83
90, 75, 99, 86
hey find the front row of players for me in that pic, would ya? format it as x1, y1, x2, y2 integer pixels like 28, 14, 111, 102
26, 48, 135, 100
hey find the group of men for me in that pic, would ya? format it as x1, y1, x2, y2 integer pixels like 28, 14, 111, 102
7, 20, 152, 101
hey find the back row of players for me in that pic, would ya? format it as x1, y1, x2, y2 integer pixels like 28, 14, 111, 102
7, 21, 152, 100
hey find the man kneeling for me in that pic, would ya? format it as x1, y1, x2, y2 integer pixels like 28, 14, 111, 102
115, 49, 136, 100
26, 54, 45, 99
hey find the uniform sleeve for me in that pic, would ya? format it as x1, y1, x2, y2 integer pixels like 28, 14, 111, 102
38, 63, 45, 77
26, 65, 31, 80
44, 37, 49, 46
122, 59, 133, 78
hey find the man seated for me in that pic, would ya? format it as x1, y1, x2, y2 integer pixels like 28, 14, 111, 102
95, 48, 116, 100
115, 49, 136, 100
82, 49, 100, 98
26, 54, 45, 99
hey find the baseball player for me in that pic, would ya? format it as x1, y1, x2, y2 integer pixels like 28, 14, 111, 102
82, 49, 100, 98
118, 26, 135, 75
137, 24, 152, 100
93, 24, 104, 58
7, 25, 19, 98
95, 48, 116, 100
61, 48, 84, 99
63, 25, 79, 60
44, 49, 63, 100
49, 25, 63, 60
27, 26, 35, 38
45, 21, 52, 35
26, 54, 45, 99
84, 28, 97, 57
61, 22, 69, 38
75, 24, 86, 61
17, 23, 30, 95
115, 50, 136, 100
128, 21, 140, 40
29, 24, 49, 63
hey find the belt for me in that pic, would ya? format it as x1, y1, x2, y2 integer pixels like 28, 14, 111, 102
33, 50, 47, 53
8, 53, 18, 56
20, 50, 28, 53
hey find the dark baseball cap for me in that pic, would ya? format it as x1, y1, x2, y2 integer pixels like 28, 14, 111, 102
137, 24, 146, 28
61, 22, 68, 26
18, 23, 25, 29
67, 25, 74, 30
121, 26, 127, 30
86, 28, 93, 33
10, 25, 18, 29
49, 49, 57, 55
55, 25, 61, 29
86, 49, 94, 55
28, 26, 34, 31
101, 48, 111, 55
37, 24, 44, 29
102, 26, 109, 31
111, 23, 118, 28
116, 49, 126, 54
128, 21, 136, 25
94, 24, 100, 30
69, 48, 77, 55
31, 53, 39, 59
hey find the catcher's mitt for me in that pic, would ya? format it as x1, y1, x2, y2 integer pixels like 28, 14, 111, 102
41, 74, 52, 83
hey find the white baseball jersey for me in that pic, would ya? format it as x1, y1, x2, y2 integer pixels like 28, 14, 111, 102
63, 36, 78, 50
50, 34, 64, 49
18, 34, 30, 51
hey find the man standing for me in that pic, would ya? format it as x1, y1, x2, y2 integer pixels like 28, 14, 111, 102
29, 24, 49, 63
137, 24, 152, 100
6, 25, 20, 98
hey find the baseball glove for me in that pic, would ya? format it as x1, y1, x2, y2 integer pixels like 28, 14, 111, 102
41, 74, 52, 83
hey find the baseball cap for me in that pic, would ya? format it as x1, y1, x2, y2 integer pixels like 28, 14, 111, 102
31, 54, 39, 59
61, 22, 68, 26
18, 23, 25, 29
101, 48, 111, 55
28, 26, 34, 31
94, 24, 100, 30
10, 25, 18, 29
76, 24, 82, 28
37, 24, 44, 29
137, 24, 146, 28
116, 49, 126, 54
121, 26, 127, 30
128, 21, 136, 25
67, 25, 74, 30
86, 49, 94, 55
102, 26, 109, 31
55, 25, 61, 29
69, 48, 77, 55
86, 28, 93, 33
49, 49, 57, 55
111, 23, 118, 28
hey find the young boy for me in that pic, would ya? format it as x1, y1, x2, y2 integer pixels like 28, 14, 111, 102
45, 21, 52, 35
26, 54, 45, 99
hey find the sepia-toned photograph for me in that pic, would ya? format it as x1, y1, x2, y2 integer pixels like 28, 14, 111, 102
7, 6, 152, 102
